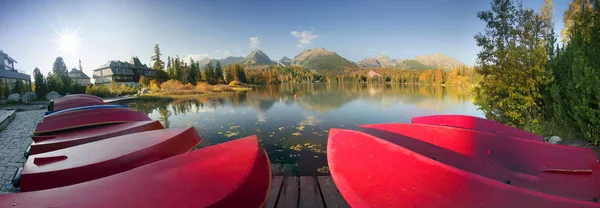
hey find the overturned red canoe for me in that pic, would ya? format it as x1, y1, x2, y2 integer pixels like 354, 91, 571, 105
34, 108, 150, 135
53, 97, 106, 111
30, 121, 164, 155
412, 115, 544, 142
21, 127, 201, 192
2, 135, 270, 207
327, 129, 600, 208
360, 123, 600, 200
63, 94, 103, 101
43, 107, 131, 122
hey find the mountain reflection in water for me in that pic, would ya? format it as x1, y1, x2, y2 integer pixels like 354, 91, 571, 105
126, 83, 483, 176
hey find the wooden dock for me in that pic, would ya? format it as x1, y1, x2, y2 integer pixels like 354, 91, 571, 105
265, 176, 349, 208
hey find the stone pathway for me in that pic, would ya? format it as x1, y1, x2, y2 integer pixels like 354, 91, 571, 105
0, 110, 44, 193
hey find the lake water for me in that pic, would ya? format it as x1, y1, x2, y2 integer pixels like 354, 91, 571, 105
126, 83, 484, 176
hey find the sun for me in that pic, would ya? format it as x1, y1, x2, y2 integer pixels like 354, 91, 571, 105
54, 29, 81, 55
60, 33, 77, 54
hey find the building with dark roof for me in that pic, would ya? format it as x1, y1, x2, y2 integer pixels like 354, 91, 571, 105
69, 59, 91, 86
93, 57, 153, 86
0, 50, 31, 98
69, 68, 91, 86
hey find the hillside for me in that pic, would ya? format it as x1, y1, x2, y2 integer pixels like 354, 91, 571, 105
278, 56, 292, 66
414, 53, 465, 68
374, 55, 399, 68
357, 57, 381, 68
292, 47, 356, 74
242, 49, 275, 65
396, 59, 434, 70
198, 56, 244, 69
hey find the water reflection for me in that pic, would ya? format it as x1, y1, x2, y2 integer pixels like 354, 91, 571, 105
126, 83, 482, 176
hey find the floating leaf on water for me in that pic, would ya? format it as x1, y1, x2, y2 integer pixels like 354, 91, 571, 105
292, 132, 302, 136
317, 166, 330, 174
229, 125, 240, 130
290, 144, 303, 151
217, 132, 222, 134
278, 127, 285, 131
224, 131, 240, 138
322, 130, 329, 133
297, 125, 305, 131
313, 132, 318, 135
313, 156, 319, 158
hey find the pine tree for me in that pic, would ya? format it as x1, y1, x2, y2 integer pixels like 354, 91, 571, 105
33, 67, 47, 98
195, 61, 203, 83
51, 57, 71, 94
151, 44, 165, 71
173, 57, 181, 81
236, 64, 247, 83
224, 64, 234, 83
204, 60, 215, 84
214, 61, 224, 84
547, 1, 600, 143
188, 59, 197, 84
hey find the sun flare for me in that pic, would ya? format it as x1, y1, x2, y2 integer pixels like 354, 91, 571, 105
55, 30, 80, 55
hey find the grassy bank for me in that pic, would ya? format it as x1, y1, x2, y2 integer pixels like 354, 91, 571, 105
137, 84, 252, 101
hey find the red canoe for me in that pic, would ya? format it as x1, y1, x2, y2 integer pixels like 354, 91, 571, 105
2, 135, 270, 207
53, 97, 106, 111
43, 107, 132, 122
21, 127, 201, 192
30, 121, 164, 155
412, 115, 544, 142
63, 94, 103, 101
34, 108, 150, 135
327, 129, 600, 208
360, 123, 600, 200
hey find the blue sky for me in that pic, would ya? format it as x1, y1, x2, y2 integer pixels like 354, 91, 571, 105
0, 0, 567, 79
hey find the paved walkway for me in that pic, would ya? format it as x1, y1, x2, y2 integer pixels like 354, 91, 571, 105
0, 110, 44, 193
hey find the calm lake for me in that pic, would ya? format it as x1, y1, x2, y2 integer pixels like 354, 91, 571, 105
126, 83, 484, 176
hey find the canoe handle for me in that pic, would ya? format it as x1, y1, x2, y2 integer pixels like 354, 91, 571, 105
33, 155, 68, 166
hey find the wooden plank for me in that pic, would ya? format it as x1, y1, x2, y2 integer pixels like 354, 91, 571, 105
276, 177, 299, 208
317, 176, 350, 208
299, 176, 324, 208
265, 176, 284, 208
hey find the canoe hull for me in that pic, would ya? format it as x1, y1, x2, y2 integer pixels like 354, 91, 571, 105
412, 115, 544, 141
34, 109, 151, 135
63, 94, 103, 101
45, 104, 129, 118
21, 127, 201, 192
53, 97, 105, 111
43, 107, 131, 122
30, 120, 164, 155
327, 129, 600, 208
360, 123, 600, 200
2, 135, 270, 208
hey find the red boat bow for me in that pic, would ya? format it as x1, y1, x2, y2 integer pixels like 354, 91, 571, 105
30, 120, 164, 155
21, 127, 201, 192
1, 135, 270, 207
34, 108, 151, 135
412, 115, 544, 141
360, 123, 600, 200
327, 129, 600, 208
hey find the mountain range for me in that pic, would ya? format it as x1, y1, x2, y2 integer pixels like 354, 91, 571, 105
356, 54, 464, 70
196, 48, 465, 73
